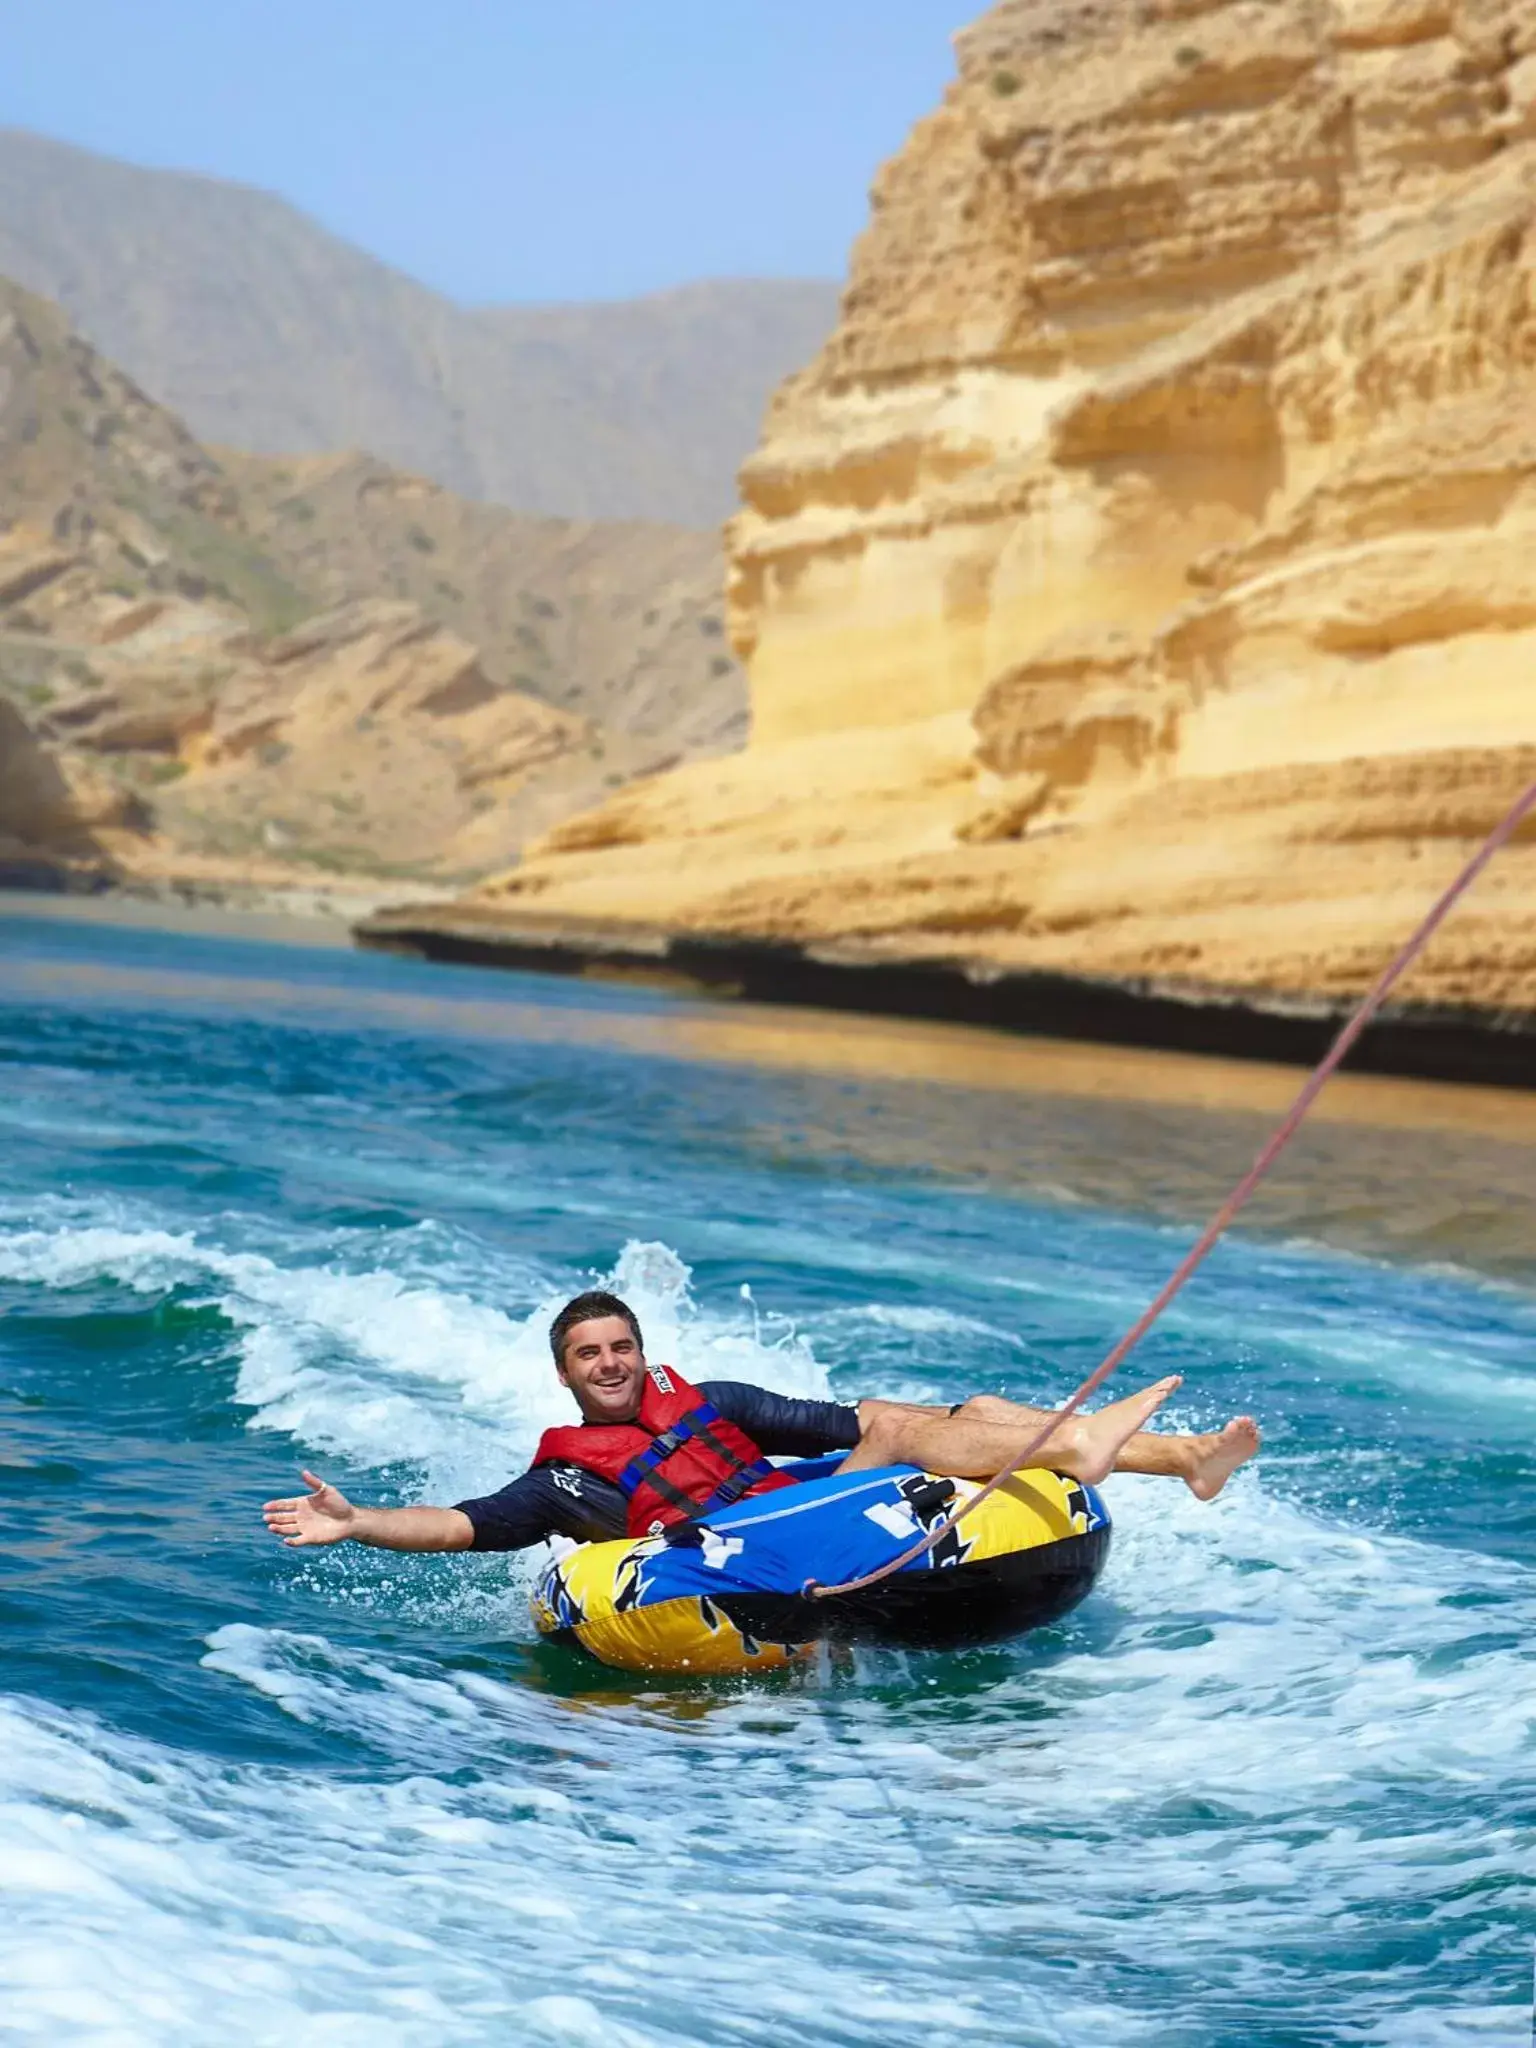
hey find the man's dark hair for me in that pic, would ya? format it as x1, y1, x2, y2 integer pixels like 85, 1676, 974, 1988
549, 1290, 644, 1366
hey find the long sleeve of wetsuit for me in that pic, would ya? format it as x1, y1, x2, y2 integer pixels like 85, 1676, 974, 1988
698, 1382, 861, 1457
451, 1466, 629, 1553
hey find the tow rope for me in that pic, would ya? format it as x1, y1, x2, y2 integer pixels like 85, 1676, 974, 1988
806, 773, 1536, 1601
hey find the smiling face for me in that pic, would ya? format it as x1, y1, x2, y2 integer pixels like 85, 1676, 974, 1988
556, 1314, 648, 1424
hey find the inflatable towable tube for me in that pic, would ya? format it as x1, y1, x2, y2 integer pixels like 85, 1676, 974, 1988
531, 1456, 1111, 1674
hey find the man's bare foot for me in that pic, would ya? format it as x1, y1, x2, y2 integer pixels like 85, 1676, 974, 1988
1182, 1416, 1261, 1500
1067, 1376, 1183, 1486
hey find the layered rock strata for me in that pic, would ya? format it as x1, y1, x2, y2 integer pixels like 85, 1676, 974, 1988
438, 0, 1536, 1014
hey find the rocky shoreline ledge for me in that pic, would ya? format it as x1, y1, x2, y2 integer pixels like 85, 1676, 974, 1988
353, 906, 1536, 1092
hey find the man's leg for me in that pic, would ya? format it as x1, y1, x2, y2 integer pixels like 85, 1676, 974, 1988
840, 1376, 1182, 1490
840, 1383, 1258, 1499
953, 1391, 1260, 1500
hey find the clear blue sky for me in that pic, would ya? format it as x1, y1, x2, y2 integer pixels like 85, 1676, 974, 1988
7, 1, 968, 303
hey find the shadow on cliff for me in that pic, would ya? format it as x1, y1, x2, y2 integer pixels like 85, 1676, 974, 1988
0, 697, 117, 889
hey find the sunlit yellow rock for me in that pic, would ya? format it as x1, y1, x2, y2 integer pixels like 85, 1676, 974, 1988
457, 0, 1536, 1010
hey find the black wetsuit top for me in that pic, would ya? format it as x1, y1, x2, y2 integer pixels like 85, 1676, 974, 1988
453, 1382, 861, 1552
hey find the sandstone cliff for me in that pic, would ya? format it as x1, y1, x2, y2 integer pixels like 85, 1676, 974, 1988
0, 277, 742, 898
440, 0, 1536, 1014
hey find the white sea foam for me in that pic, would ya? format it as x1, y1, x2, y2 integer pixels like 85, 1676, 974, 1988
0, 1209, 832, 1505
0, 1670, 1099, 2047
9, 1457, 1529, 2048
0, 1218, 217, 1291
3, 1200, 1532, 2040
813, 1302, 1028, 1345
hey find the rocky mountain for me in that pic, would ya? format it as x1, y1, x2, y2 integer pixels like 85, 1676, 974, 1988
420, 0, 1536, 1016
0, 129, 840, 526
0, 276, 740, 896
224, 451, 742, 760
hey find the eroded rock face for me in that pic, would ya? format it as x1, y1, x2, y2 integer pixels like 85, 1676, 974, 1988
465, 0, 1536, 1007
0, 695, 117, 885
174, 599, 592, 878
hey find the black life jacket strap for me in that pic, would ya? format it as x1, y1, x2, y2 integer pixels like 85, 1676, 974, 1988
628, 1462, 701, 1519
618, 1401, 776, 1521
695, 1463, 774, 1516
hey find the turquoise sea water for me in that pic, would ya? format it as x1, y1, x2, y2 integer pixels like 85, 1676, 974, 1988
1, 908, 1534, 2047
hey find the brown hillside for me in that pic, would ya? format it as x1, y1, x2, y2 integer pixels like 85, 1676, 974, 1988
223, 450, 743, 760
0, 277, 739, 898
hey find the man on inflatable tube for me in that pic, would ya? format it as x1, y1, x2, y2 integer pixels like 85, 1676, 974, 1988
263, 1290, 1260, 1556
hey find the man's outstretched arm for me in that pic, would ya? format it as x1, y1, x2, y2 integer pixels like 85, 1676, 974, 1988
263, 1470, 474, 1552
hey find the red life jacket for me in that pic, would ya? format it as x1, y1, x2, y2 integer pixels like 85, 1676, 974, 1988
533, 1361, 797, 1536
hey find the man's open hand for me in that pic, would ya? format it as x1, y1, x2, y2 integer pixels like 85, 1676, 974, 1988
263, 1470, 358, 1547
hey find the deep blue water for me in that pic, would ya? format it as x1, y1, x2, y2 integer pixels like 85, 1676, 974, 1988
1, 908, 1534, 2046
